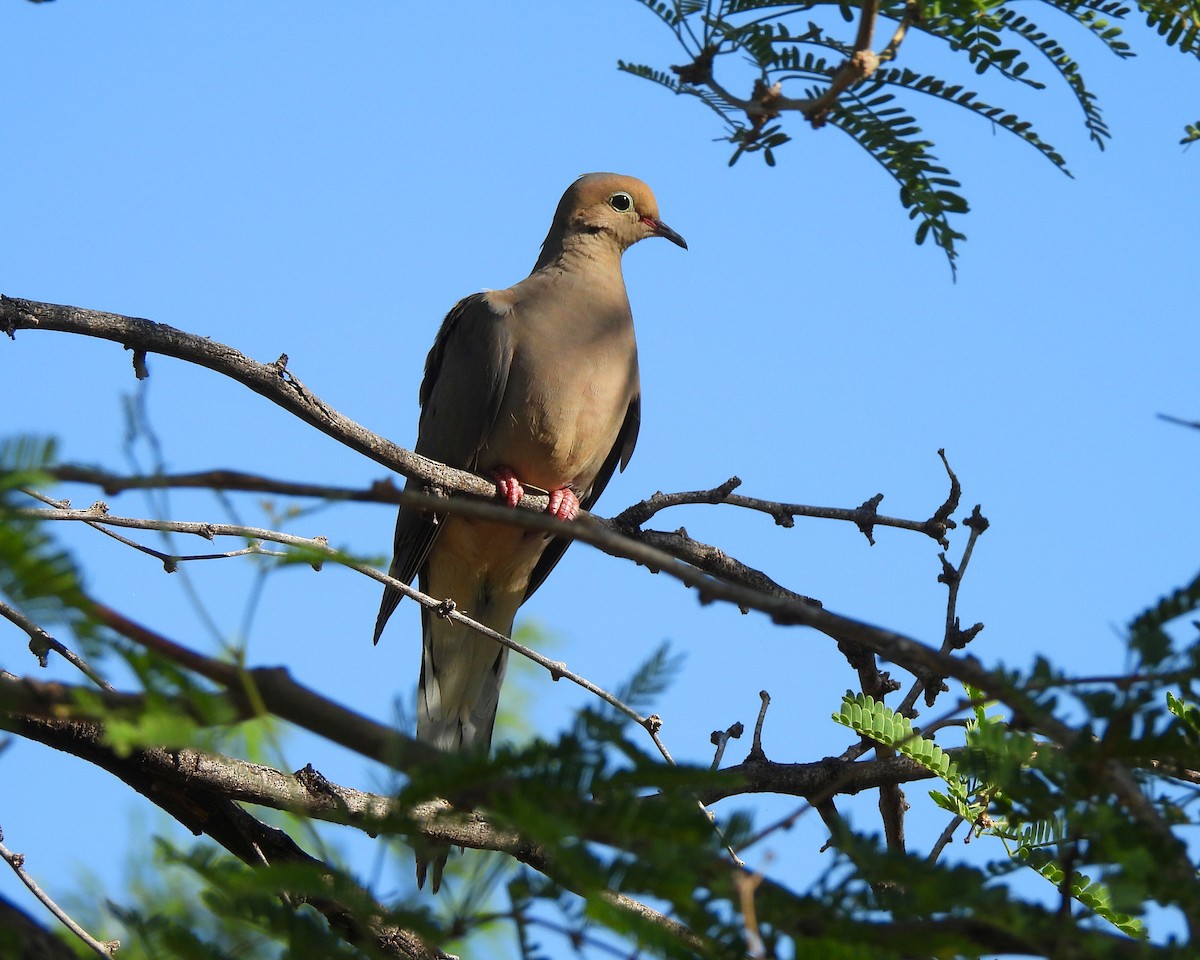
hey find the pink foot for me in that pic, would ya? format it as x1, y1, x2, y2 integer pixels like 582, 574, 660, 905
546, 487, 581, 521
491, 466, 525, 508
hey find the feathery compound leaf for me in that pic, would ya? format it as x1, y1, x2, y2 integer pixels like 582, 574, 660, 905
1127, 568, 1200, 664
608, 639, 685, 717
771, 44, 838, 76
872, 66, 1072, 174
1042, 0, 1136, 55
922, 10, 1044, 87
0, 434, 58, 490
1166, 690, 1200, 741
1021, 848, 1147, 937
627, 0, 1198, 270
826, 93, 967, 271
617, 60, 683, 92
0, 442, 88, 618
832, 693, 958, 780
990, 7, 1112, 146
629, 0, 687, 28
1142, 0, 1200, 53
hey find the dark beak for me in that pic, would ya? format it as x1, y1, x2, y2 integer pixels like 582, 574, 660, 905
647, 218, 688, 250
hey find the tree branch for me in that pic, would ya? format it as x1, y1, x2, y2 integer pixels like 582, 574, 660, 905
0, 829, 118, 957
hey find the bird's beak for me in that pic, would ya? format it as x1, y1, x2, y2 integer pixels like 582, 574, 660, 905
642, 217, 688, 250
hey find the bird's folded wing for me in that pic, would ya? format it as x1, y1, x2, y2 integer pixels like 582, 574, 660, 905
374, 293, 515, 640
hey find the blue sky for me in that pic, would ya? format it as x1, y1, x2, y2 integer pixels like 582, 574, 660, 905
2, 0, 1199, 950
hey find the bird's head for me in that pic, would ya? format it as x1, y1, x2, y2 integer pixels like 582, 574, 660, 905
538, 173, 687, 267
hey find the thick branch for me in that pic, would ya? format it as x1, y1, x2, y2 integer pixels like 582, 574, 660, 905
4, 709, 713, 958
0, 295, 503, 504
2, 714, 446, 959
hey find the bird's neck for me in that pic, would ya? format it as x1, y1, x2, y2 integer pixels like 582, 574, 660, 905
532, 227, 625, 274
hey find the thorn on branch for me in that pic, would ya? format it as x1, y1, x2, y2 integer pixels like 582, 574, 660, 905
924, 676, 949, 708
310, 534, 328, 571
295, 762, 338, 799
130, 347, 149, 380
949, 620, 984, 651
937, 552, 958, 588
964, 504, 990, 535
853, 494, 884, 545
27, 633, 51, 668
746, 691, 771, 763
876, 671, 901, 696
930, 449, 962, 541
710, 721, 745, 770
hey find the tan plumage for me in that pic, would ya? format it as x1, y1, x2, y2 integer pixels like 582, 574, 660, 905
374, 173, 686, 890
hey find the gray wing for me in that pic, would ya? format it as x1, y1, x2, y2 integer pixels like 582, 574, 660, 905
522, 393, 640, 603
374, 292, 514, 643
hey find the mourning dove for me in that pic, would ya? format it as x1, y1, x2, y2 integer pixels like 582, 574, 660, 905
374, 172, 685, 890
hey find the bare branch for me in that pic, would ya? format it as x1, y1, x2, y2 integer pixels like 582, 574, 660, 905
0, 295, 502, 504
0, 599, 113, 690
710, 720, 745, 770
2, 714, 447, 959
614, 473, 954, 546
0, 827, 119, 957
4, 708, 716, 959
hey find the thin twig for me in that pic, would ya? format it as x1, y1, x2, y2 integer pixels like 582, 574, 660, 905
928, 815, 963, 863
747, 690, 771, 763
710, 721, 745, 770
0, 828, 119, 957
0, 599, 113, 691
898, 504, 988, 716
615, 475, 954, 546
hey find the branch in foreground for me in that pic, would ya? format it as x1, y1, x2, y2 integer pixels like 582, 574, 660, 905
3, 713, 447, 959
12, 466, 1097, 773
1, 671, 948, 823
9, 704, 1182, 960
5, 708, 715, 958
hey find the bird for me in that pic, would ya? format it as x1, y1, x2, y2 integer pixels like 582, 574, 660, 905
373, 172, 686, 891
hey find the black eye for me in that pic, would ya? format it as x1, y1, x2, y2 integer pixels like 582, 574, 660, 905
609, 192, 634, 213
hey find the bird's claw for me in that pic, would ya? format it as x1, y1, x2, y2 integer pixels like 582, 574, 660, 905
546, 487, 580, 521
492, 467, 578, 520
491, 467, 525, 508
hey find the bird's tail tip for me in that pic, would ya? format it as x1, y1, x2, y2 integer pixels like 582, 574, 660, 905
416, 846, 449, 894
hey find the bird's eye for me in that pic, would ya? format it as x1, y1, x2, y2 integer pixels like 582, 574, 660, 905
608, 192, 634, 213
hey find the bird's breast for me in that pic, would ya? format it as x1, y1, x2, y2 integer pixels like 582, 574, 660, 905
481, 317, 637, 493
